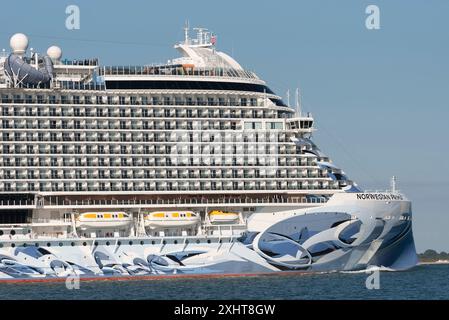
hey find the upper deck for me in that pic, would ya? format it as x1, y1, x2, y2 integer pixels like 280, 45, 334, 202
99, 65, 261, 83
1, 27, 267, 92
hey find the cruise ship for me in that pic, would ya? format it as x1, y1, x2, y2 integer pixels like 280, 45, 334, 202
0, 28, 417, 280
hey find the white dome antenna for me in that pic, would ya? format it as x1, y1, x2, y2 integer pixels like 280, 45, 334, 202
10, 33, 29, 56
47, 45, 62, 61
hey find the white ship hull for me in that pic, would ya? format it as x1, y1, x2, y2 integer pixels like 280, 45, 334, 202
0, 193, 417, 280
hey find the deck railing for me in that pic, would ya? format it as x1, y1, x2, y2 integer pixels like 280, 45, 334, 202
0, 195, 328, 208
99, 65, 259, 80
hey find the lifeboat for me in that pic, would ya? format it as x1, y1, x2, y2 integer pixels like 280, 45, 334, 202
75, 212, 133, 229
208, 210, 240, 224
144, 211, 200, 229
182, 63, 195, 69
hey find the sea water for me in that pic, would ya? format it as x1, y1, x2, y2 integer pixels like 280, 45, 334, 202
0, 264, 447, 300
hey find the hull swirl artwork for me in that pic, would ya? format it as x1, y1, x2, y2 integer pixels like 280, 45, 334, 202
0, 28, 417, 280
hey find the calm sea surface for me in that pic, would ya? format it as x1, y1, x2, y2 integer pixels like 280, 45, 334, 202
0, 264, 447, 300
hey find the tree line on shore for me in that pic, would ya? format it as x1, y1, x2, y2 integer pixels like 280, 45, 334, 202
418, 249, 449, 262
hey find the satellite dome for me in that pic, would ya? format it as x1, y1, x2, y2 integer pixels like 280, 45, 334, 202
47, 46, 62, 60
10, 33, 29, 55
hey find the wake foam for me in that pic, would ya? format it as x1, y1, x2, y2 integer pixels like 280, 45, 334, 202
340, 265, 396, 274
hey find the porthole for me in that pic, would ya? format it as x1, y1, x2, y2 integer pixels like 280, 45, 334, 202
59, 242, 63, 247
162, 240, 167, 245
140, 241, 144, 245
0, 230, 3, 236
174, 240, 178, 244
106, 241, 110, 246
0, 244, 3, 248
82, 242, 87, 246
23, 243, 27, 247
47, 243, 51, 247
151, 240, 155, 245
35, 243, 39, 247
117, 241, 121, 245
207, 239, 211, 244
185, 240, 189, 244
11, 243, 15, 248
196, 239, 200, 244
10, 230, 16, 236
129, 241, 133, 245
71, 242, 75, 247
94, 241, 98, 246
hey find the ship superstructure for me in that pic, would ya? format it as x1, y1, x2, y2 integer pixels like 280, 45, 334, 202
0, 29, 417, 280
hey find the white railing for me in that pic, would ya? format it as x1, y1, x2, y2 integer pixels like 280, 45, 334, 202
0, 195, 328, 209
31, 218, 71, 224
204, 223, 247, 237
100, 65, 259, 80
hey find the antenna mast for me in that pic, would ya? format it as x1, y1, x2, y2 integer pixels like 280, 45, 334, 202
295, 88, 302, 117
390, 176, 397, 193
184, 20, 190, 44
193, 27, 207, 45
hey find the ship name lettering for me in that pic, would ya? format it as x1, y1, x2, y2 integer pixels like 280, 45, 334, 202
356, 193, 403, 201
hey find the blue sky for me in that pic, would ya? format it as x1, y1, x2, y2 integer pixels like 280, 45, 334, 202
0, 0, 447, 252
